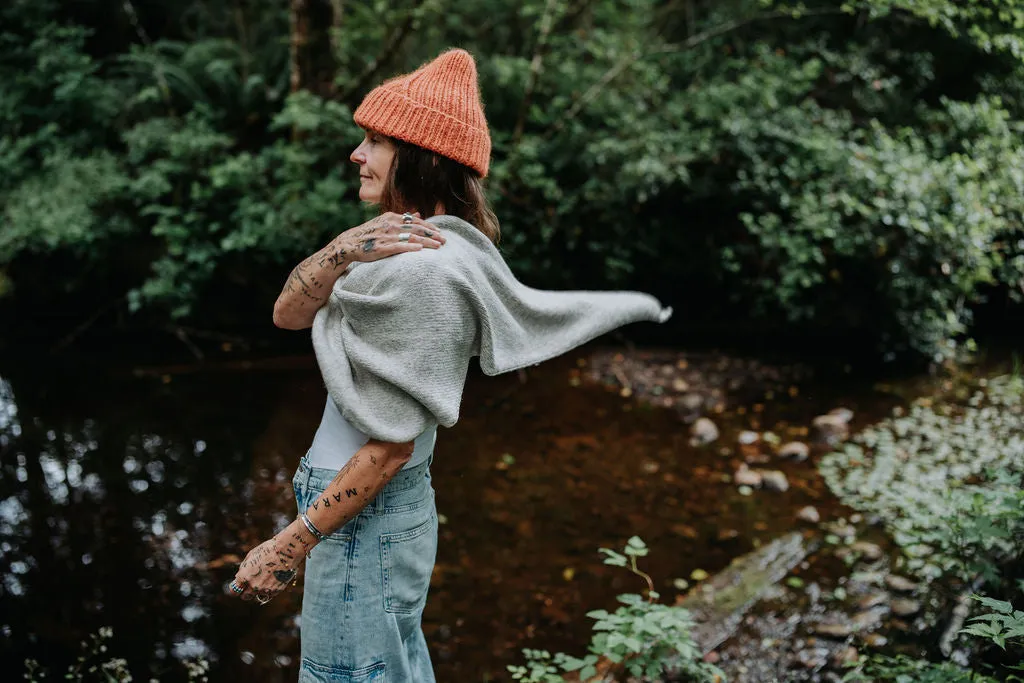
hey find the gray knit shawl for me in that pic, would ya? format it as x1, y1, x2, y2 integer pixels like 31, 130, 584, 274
311, 215, 672, 442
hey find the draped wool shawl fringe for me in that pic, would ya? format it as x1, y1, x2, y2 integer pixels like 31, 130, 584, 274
311, 215, 672, 443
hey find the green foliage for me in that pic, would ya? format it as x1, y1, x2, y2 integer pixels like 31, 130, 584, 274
849, 0, 1024, 61
842, 595, 1024, 682
961, 595, 1024, 651
926, 470, 1024, 585
3, 0, 1024, 355
841, 654, 1000, 683
820, 375, 1024, 582
727, 93, 1024, 357
23, 626, 210, 682
508, 537, 722, 682
508, 649, 579, 683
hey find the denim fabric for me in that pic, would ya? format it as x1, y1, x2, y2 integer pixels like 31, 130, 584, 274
292, 451, 438, 683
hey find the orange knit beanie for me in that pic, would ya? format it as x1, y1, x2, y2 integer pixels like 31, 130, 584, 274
353, 48, 491, 178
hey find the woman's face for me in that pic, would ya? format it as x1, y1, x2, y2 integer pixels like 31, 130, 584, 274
350, 130, 396, 204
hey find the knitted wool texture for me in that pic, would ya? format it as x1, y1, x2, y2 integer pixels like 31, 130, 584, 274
311, 215, 672, 443
353, 48, 491, 177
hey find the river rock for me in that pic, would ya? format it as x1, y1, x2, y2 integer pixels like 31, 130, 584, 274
890, 619, 912, 632
744, 452, 772, 465
829, 407, 855, 423
760, 470, 790, 492
856, 593, 888, 610
797, 506, 821, 523
679, 393, 705, 412
813, 622, 854, 638
778, 441, 810, 461
891, 598, 921, 617
831, 646, 859, 668
738, 430, 760, 445
734, 465, 762, 487
795, 646, 830, 669
690, 417, 720, 445
884, 575, 920, 593
851, 609, 885, 631
850, 541, 884, 561
862, 633, 888, 648
812, 414, 850, 445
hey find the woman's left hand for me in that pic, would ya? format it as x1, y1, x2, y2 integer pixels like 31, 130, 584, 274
230, 534, 304, 604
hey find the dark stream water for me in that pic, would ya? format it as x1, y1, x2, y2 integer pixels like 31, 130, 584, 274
0, 344, 912, 682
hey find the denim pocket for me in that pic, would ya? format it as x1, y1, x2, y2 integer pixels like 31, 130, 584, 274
379, 511, 437, 615
299, 658, 385, 682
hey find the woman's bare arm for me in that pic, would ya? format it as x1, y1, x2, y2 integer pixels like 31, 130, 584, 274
232, 439, 414, 601
273, 212, 446, 330
272, 235, 354, 330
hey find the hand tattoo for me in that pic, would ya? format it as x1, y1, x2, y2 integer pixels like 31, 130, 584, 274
274, 569, 297, 584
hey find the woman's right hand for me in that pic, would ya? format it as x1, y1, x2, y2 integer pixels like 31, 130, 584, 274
339, 212, 445, 263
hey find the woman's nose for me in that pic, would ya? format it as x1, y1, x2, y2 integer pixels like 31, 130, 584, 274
350, 144, 365, 164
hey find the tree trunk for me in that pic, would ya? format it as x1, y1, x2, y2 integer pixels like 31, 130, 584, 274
289, 0, 308, 94
289, 0, 338, 96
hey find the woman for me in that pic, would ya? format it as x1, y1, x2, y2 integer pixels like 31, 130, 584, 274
231, 49, 670, 681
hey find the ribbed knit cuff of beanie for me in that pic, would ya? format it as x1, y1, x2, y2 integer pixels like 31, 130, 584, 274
353, 48, 492, 178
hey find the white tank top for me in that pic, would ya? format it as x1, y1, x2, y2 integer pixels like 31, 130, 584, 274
307, 397, 436, 470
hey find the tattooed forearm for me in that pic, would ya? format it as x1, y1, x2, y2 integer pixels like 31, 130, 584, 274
304, 442, 413, 539
274, 234, 354, 325
232, 441, 415, 603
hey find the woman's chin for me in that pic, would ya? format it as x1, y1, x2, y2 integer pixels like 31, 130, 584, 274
358, 189, 381, 204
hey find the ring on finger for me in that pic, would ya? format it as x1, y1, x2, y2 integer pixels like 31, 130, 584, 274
256, 591, 271, 605
229, 581, 244, 595
398, 232, 412, 242
402, 212, 414, 224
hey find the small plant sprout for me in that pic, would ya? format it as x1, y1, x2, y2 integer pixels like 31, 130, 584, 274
599, 536, 657, 601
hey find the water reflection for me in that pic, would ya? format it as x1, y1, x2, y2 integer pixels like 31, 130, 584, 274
0, 347, 870, 682
0, 358, 303, 682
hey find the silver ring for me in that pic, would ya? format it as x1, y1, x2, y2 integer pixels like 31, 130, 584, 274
229, 581, 243, 594
398, 232, 411, 242
256, 593, 271, 606
402, 212, 414, 224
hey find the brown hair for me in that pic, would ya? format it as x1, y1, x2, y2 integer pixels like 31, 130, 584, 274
379, 136, 500, 244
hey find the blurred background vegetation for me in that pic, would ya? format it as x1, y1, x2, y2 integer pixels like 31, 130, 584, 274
2, 0, 1024, 361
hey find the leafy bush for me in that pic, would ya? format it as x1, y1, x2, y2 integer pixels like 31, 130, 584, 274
3, 0, 1024, 357
842, 595, 1024, 682
841, 654, 1000, 683
727, 94, 1024, 358
508, 537, 722, 682
820, 374, 1024, 582
962, 595, 1024, 652
23, 626, 210, 683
